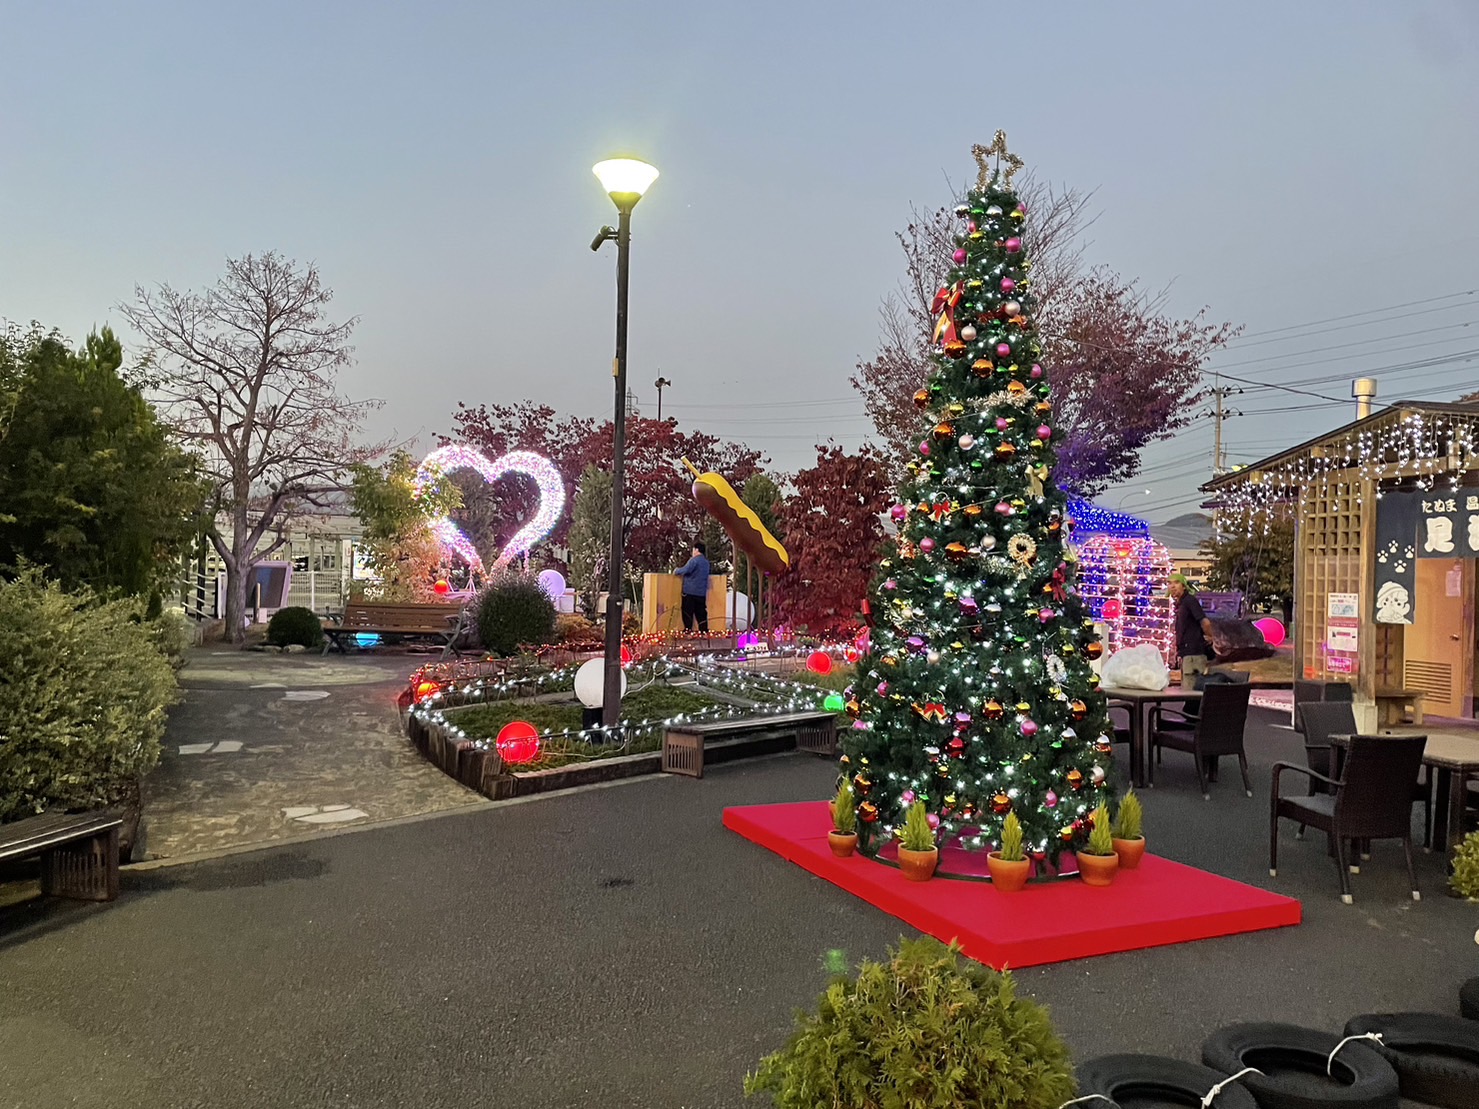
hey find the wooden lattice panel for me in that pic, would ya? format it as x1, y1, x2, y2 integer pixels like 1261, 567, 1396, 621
1294, 479, 1363, 684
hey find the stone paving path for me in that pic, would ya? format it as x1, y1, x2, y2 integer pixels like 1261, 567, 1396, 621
140, 648, 485, 861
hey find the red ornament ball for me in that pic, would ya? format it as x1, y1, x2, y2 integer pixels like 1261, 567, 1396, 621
992, 792, 1012, 815
807, 650, 833, 675
495, 721, 541, 765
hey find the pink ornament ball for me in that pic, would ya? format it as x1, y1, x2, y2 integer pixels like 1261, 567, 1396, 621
1030, 364, 1043, 379
1001, 277, 1016, 292
953, 248, 967, 264
1039, 608, 1055, 623
967, 221, 977, 233
996, 417, 1009, 431
919, 441, 930, 455
1020, 717, 1038, 737
920, 537, 936, 553
926, 813, 941, 831
902, 789, 916, 804
884, 578, 897, 590
1005, 237, 1022, 253
994, 501, 1013, 516
1037, 424, 1052, 440
890, 504, 907, 521
1046, 790, 1058, 808
996, 342, 1012, 357
876, 681, 889, 695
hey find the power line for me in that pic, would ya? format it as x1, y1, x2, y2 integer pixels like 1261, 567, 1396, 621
1220, 290, 1478, 349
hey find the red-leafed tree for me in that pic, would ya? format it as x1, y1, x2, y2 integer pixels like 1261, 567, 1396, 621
773, 444, 891, 635
851, 183, 1237, 496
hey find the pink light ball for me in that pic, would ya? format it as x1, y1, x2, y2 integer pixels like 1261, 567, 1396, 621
1001, 277, 1016, 292
1020, 717, 1039, 738
920, 537, 936, 553
996, 342, 1012, 357
1037, 424, 1052, 440
890, 504, 907, 521
1005, 237, 1022, 253
1254, 617, 1287, 647
953, 248, 967, 264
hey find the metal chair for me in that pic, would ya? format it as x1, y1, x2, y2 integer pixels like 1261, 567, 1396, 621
1270, 734, 1427, 903
1152, 683, 1253, 798
1292, 679, 1352, 734
1296, 701, 1357, 793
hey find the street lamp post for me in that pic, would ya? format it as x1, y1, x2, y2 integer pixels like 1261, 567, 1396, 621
591, 156, 659, 729
654, 376, 671, 421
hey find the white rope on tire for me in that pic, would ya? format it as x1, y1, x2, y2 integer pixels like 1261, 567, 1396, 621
1327, 1031, 1383, 1075
1059, 1096, 1117, 1109
1201, 1067, 1263, 1108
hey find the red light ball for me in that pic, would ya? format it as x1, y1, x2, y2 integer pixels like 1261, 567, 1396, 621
807, 650, 834, 675
495, 721, 541, 765
1102, 598, 1124, 621
433, 579, 450, 596
620, 643, 634, 667
414, 680, 440, 702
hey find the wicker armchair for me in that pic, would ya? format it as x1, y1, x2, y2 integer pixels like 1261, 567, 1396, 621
1151, 683, 1253, 798
1270, 734, 1426, 903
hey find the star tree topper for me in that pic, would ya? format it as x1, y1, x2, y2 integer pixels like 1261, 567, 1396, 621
972, 130, 1024, 190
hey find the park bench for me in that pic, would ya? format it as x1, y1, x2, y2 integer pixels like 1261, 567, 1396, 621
322, 601, 467, 657
0, 811, 122, 902
662, 710, 838, 779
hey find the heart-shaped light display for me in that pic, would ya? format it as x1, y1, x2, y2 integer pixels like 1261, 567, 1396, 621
414, 445, 566, 573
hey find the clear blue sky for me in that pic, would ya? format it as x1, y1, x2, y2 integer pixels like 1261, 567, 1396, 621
3, 0, 1477, 522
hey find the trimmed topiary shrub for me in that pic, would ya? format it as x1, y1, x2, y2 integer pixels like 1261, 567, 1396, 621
0, 569, 178, 822
477, 571, 557, 656
744, 936, 1075, 1108
266, 605, 323, 649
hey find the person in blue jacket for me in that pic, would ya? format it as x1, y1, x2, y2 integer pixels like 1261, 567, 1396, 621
676, 541, 710, 632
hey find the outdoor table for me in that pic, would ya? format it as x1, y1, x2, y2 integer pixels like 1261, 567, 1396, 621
1331, 730, 1479, 859
1101, 685, 1203, 789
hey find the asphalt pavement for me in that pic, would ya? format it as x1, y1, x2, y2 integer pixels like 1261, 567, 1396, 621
2, 708, 1475, 1109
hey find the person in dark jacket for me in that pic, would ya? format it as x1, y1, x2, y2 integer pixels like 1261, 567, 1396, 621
676, 542, 710, 632
1169, 574, 1215, 680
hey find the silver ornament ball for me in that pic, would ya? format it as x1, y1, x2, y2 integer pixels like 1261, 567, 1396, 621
1004, 300, 1022, 316
960, 325, 978, 342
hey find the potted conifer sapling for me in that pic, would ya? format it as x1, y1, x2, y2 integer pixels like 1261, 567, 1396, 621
896, 801, 939, 881
987, 811, 1031, 892
1112, 789, 1146, 869
1075, 802, 1119, 886
829, 780, 859, 858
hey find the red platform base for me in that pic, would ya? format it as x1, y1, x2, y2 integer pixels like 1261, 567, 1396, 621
724, 801, 1301, 969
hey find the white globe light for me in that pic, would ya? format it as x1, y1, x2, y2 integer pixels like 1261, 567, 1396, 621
726, 591, 754, 631
574, 657, 626, 709
538, 569, 566, 601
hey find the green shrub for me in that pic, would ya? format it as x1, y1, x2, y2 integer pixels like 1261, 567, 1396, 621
998, 811, 1025, 862
477, 571, 556, 656
1451, 831, 1479, 899
831, 780, 856, 834
900, 800, 935, 852
149, 610, 197, 669
265, 605, 323, 648
744, 936, 1075, 1108
0, 569, 178, 821
1113, 790, 1143, 840
1085, 802, 1114, 856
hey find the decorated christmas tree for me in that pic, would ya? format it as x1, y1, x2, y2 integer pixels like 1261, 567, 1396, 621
846, 134, 1115, 866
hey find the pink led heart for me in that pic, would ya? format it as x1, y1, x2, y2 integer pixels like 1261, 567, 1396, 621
415, 446, 566, 573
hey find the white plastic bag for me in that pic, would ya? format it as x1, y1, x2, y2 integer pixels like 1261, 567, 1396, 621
1100, 644, 1170, 691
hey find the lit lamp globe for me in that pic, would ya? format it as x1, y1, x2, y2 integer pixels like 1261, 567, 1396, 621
575, 656, 626, 709
592, 157, 659, 210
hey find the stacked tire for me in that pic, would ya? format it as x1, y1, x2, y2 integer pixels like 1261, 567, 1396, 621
1344, 1013, 1479, 1109
1200, 1023, 1398, 1109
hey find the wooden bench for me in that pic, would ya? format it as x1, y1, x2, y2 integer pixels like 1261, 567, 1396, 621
662, 711, 838, 778
1375, 687, 1425, 727
322, 602, 466, 656
0, 811, 122, 902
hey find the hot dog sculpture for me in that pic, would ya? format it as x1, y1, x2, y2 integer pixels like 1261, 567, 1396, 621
683, 459, 790, 576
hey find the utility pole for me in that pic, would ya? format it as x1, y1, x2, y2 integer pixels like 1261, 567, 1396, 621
654, 375, 671, 421
1209, 376, 1242, 475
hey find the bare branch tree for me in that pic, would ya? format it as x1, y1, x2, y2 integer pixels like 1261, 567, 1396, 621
121, 253, 384, 640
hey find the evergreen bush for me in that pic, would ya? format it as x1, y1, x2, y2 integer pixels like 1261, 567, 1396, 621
998, 811, 1025, 862
1451, 831, 1479, 899
0, 569, 178, 821
831, 780, 856, 834
1085, 802, 1114, 855
744, 936, 1075, 1108
1112, 790, 1143, 840
477, 571, 557, 656
266, 606, 323, 649
900, 800, 935, 852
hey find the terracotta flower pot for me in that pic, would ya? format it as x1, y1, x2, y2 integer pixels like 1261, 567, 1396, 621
1113, 836, 1146, 870
987, 852, 1031, 892
828, 831, 858, 858
1076, 850, 1120, 887
897, 845, 939, 882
